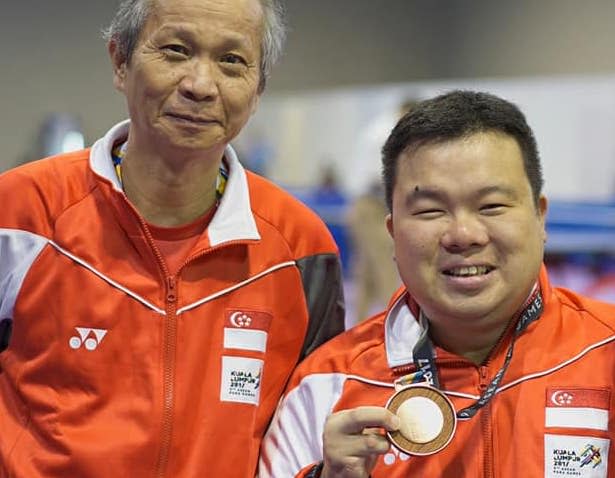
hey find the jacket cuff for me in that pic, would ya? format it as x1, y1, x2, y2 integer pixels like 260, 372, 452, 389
299, 462, 323, 478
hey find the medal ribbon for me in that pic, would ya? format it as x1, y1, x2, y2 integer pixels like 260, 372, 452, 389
411, 288, 544, 420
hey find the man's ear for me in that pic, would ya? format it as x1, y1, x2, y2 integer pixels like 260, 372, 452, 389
538, 194, 548, 243
386, 213, 394, 238
108, 40, 127, 92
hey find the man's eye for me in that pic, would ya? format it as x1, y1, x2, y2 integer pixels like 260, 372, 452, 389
163, 44, 189, 56
480, 204, 507, 214
221, 53, 246, 65
414, 209, 445, 218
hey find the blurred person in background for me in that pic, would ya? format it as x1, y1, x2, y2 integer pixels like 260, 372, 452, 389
0, 0, 344, 477
260, 90, 615, 478
346, 100, 416, 323
346, 179, 399, 323
349, 98, 419, 197
14, 113, 86, 167
311, 163, 351, 275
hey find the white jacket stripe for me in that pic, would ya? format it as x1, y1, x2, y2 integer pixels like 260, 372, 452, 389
260, 373, 348, 478
49, 241, 166, 315
177, 261, 296, 315
0, 229, 48, 320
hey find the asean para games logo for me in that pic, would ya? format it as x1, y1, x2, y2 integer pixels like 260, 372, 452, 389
580, 444, 602, 469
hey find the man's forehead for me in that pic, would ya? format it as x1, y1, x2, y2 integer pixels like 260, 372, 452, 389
144, 0, 264, 41
152, 0, 263, 18
394, 132, 529, 192
398, 131, 522, 167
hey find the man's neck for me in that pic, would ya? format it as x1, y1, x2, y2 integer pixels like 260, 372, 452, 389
120, 142, 223, 227
426, 316, 512, 365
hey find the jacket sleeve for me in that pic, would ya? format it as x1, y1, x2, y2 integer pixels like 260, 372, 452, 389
0, 165, 56, 352
0, 228, 48, 352
259, 372, 349, 477
296, 253, 345, 360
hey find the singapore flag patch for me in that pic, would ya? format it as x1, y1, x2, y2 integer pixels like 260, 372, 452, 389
544, 387, 610, 477
223, 309, 272, 353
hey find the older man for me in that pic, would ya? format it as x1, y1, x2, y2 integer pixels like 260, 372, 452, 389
260, 90, 615, 478
0, 1, 344, 477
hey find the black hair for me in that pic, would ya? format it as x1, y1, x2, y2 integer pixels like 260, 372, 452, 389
382, 90, 543, 211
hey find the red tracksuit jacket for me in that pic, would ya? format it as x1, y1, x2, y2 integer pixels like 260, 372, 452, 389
0, 120, 345, 478
261, 267, 615, 478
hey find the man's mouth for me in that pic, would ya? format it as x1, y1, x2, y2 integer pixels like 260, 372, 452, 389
443, 265, 494, 277
166, 113, 218, 124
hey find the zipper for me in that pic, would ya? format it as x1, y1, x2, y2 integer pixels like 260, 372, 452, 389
116, 190, 243, 477
481, 402, 494, 478
150, 238, 243, 477
135, 214, 178, 478
395, 356, 496, 475
156, 275, 178, 478
120, 198, 179, 478
478, 365, 489, 391
392, 364, 417, 376
166, 276, 177, 303
477, 319, 519, 478
478, 365, 494, 478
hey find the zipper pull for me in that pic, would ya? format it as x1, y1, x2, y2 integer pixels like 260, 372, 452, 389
478, 366, 489, 391
166, 276, 177, 303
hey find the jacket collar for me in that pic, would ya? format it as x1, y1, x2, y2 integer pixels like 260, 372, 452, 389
383, 292, 424, 369
89, 120, 261, 246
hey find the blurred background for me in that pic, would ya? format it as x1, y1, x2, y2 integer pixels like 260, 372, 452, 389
3, 0, 615, 325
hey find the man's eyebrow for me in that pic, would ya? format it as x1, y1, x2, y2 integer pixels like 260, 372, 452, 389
404, 185, 519, 205
475, 185, 520, 199
156, 24, 251, 47
404, 187, 444, 204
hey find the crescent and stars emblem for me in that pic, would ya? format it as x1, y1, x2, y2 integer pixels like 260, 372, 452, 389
551, 390, 574, 406
229, 311, 253, 328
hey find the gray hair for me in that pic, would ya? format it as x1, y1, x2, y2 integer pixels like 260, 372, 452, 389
102, 0, 286, 92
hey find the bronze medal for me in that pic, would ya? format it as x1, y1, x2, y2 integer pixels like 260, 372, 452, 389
385, 383, 456, 456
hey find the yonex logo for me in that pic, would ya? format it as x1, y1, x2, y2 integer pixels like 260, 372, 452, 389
69, 327, 107, 351
229, 311, 253, 328
383, 445, 410, 466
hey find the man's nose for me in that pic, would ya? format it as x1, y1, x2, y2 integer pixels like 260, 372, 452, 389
440, 213, 489, 252
178, 59, 218, 101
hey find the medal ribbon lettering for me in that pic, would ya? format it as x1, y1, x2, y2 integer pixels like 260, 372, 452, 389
411, 289, 544, 420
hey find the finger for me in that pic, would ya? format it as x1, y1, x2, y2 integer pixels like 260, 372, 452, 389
355, 431, 392, 456
322, 435, 391, 478
362, 426, 387, 435
331, 406, 400, 435
326, 428, 392, 457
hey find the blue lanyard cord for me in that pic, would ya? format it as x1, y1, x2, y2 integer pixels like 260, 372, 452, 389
412, 289, 544, 420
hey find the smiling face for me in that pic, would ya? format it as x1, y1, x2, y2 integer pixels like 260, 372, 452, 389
109, 0, 263, 159
387, 131, 547, 332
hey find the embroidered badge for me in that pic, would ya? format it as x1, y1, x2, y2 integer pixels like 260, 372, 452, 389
545, 388, 610, 431
220, 356, 263, 405
545, 434, 609, 478
224, 309, 272, 353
